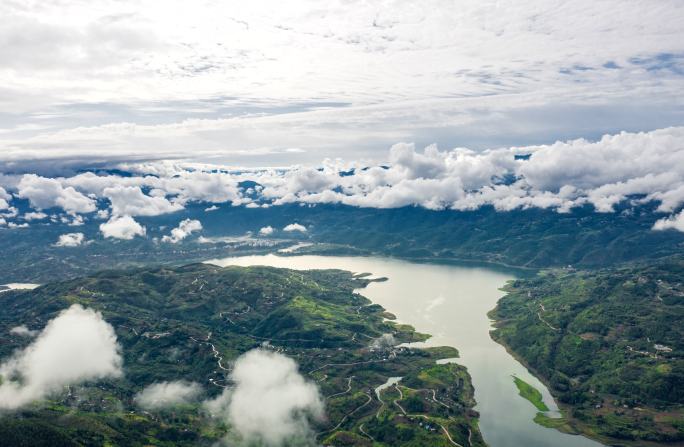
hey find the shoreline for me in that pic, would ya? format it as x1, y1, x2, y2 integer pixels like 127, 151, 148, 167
488, 310, 683, 447
279, 246, 540, 276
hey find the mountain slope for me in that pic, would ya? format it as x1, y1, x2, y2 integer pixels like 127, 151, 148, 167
490, 257, 684, 445
0, 264, 484, 446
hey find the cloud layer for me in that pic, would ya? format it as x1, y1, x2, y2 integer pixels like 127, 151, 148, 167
0, 305, 122, 410
205, 349, 324, 446
0, 127, 683, 231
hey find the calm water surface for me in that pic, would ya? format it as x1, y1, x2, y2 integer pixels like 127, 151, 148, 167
207, 254, 603, 447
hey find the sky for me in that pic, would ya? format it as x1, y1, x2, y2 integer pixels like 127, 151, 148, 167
1, 0, 684, 169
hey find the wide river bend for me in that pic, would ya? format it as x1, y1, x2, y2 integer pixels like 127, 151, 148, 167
207, 254, 603, 447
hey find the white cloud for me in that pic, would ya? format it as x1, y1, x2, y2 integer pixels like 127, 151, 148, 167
0, 206, 18, 219
2, 127, 684, 217
17, 174, 96, 214
54, 232, 85, 247
205, 349, 324, 446
7, 222, 29, 229
204, 205, 219, 212
653, 210, 684, 232
23, 211, 48, 221
283, 223, 307, 233
103, 185, 183, 217
99, 215, 146, 240
161, 218, 202, 243
9, 325, 38, 337
135, 381, 202, 410
258, 226, 275, 236
0, 304, 122, 410
0, 186, 10, 202
67, 214, 85, 226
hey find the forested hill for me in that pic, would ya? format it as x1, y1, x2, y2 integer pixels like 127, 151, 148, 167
0, 264, 484, 447
491, 257, 684, 445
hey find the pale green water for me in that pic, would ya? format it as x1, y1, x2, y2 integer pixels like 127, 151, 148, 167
207, 254, 604, 447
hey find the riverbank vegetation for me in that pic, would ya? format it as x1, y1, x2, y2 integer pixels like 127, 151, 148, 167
0, 264, 484, 446
491, 257, 684, 445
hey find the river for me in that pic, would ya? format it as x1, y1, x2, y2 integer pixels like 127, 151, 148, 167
206, 254, 604, 447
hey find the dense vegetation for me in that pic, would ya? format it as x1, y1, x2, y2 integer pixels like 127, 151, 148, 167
2, 201, 684, 283
0, 264, 484, 446
491, 257, 684, 445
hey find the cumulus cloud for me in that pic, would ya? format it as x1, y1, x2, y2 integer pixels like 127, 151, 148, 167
0, 186, 10, 208
99, 215, 146, 240
262, 127, 684, 214
653, 210, 684, 232
22, 211, 47, 221
205, 349, 324, 446
54, 232, 85, 247
135, 381, 202, 410
2, 127, 684, 220
16, 174, 96, 214
283, 223, 307, 233
259, 226, 275, 236
0, 305, 122, 410
161, 219, 202, 243
103, 185, 183, 217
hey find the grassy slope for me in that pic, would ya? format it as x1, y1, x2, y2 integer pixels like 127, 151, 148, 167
0, 264, 485, 447
490, 257, 684, 445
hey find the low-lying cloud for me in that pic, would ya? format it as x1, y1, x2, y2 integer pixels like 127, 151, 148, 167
9, 325, 38, 337
0, 304, 122, 410
17, 174, 96, 214
104, 185, 183, 217
370, 333, 397, 350
205, 349, 324, 446
54, 232, 85, 247
283, 223, 307, 233
259, 226, 275, 236
135, 381, 203, 410
1, 127, 684, 231
100, 215, 146, 240
161, 219, 202, 243
653, 210, 684, 232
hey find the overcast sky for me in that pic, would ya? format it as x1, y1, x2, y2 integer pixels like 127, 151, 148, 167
1, 0, 683, 167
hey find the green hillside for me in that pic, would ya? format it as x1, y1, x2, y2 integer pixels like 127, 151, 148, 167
0, 264, 484, 447
490, 257, 684, 445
